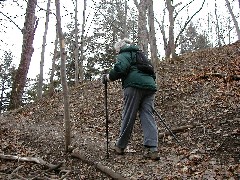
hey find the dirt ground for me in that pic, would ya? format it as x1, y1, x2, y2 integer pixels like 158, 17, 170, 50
0, 41, 240, 179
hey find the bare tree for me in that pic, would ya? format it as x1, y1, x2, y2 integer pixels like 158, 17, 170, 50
214, 1, 223, 46
225, 0, 240, 40
163, 0, 206, 58
48, 28, 58, 97
147, 0, 158, 69
38, 0, 51, 98
79, 0, 86, 83
133, 0, 148, 53
8, 0, 38, 110
55, 0, 71, 152
121, 0, 128, 39
165, 0, 176, 58
74, 0, 79, 85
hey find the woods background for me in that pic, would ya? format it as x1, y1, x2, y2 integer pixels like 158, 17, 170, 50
0, 0, 239, 112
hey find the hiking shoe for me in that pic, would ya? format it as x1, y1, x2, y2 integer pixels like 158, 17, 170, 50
144, 149, 160, 161
114, 145, 124, 155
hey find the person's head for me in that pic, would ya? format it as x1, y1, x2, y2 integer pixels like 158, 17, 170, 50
114, 38, 132, 53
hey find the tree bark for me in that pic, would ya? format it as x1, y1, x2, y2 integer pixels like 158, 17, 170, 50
79, 0, 86, 83
48, 28, 58, 97
74, 0, 79, 85
214, 1, 222, 46
55, 0, 71, 152
38, 0, 51, 98
166, 0, 176, 58
120, 0, 128, 39
147, 0, 158, 70
8, 0, 38, 110
225, 0, 240, 40
133, 0, 148, 53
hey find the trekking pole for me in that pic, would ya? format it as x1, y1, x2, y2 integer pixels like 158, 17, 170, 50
153, 108, 180, 144
104, 81, 109, 158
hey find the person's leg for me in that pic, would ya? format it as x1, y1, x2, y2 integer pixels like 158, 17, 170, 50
139, 91, 159, 160
116, 87, 141, 150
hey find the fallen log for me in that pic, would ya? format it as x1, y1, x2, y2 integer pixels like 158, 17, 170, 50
0, 154, 63, 171
158, 124, 196, 139
71, 149, 127, 180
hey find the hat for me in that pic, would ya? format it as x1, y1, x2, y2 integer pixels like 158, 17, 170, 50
114, 38, 132, 53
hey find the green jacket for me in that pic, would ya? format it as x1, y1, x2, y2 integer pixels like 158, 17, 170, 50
109, 45, 157, 91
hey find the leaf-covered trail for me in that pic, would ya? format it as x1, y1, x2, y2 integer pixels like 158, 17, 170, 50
1, 41, 240, 179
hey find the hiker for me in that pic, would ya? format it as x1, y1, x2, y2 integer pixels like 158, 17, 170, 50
102, 38, 160, 160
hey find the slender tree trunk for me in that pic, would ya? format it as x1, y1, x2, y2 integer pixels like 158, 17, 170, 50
79, 0, 86, 82
147, 0, 158, 69
214, 1, 222, 46
8, 0, 38, 110
225, 0, 240, 40
120, 0, 127, 39
0, 80, 5, 113
166, 0, 176, 58
133, 0, 148, 53
38, 0, 51, 98
49, 28, 58, 97
55, 0, 71, 152
74, 0, 79, 86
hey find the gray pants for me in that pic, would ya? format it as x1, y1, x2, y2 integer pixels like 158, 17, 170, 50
116, 87, 158, 149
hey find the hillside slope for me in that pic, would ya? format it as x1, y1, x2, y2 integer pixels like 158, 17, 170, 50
0, 41, 239, 179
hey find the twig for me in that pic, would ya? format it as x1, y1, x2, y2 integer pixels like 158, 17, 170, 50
8, 165, 26, 180
11, 174, 28, 180
11, 164, 25, 174
59, 170, 71, 180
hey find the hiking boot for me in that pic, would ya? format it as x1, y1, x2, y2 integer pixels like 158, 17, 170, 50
143, 149, 160, 161
114, 145, 124, 155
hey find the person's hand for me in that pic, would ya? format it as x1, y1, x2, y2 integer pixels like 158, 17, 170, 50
102, 74, 109, 84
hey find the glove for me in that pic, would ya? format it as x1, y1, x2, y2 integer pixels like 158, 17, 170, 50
102, 74, 110, 84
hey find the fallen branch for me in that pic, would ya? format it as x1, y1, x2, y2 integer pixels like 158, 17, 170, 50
59, 170, 71, 180
71, 149, 127, 180
159, 124, 196, 139
7, 164, 26, 180
0, 154, 63, 170
203, 73, 240, 81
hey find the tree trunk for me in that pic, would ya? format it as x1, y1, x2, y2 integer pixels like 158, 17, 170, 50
48, 28, 58, 97
74, 0, 79, 86
8, 0, 38, 110
79, 0, 86, 83
55, 0, 71, 152
133, 0, 148, 53
120, 0, 128, 39
38, 0, 51, 98
166, 0, 176, 58
147, 0, 158, 70
225, 0, 240, 40
214, 1, 222, 46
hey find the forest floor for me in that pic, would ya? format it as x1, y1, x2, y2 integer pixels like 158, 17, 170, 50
0, 41, 240, 179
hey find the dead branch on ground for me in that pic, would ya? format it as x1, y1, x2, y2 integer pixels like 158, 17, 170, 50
71, 149, 127, 180
159, 124, 196, 139
0, 154, 63, 170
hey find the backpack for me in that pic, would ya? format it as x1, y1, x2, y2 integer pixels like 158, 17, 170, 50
132, 50, 155, 75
